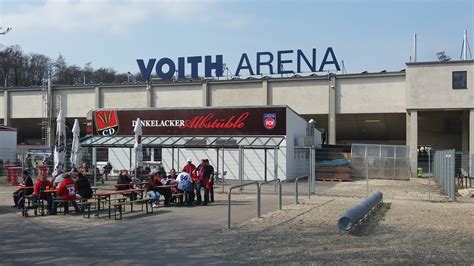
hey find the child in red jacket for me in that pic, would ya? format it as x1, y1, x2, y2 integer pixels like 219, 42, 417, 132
50, 174, 80, 215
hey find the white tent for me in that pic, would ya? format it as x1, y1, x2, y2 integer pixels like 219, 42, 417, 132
53, 110, 67, 177
70, 118, 81, 169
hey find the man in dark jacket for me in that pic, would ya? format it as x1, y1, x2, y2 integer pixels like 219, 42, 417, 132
12, 170, 34, 208
76, 172, 93, 199
195, 159, 213, 205
116, 170, 132, 191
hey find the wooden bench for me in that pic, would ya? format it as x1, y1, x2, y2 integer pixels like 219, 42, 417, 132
172, 192, 185, 206
22, 195, 38, 217
22, 195, 51, 217
76, 201, 94, 218
52, 199, 81, 215
129, 197, 155, 214
113, 202, 127, 220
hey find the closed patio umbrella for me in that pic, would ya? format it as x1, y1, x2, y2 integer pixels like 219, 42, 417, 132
53, 110, 66, 177
70, 118, 81, 169
134, 118, 143, 174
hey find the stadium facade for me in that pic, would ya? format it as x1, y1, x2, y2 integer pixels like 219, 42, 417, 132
0, 59, 473, 176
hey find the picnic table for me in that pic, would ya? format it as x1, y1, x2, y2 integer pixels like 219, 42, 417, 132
113, 182, 148, 189
95, 189, 144, 219
16, 186, 34, 190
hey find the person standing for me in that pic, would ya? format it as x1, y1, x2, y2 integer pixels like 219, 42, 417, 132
195, 159, 213, 205
205, 159, 215, 203
182, 159, 196, 175
102, 162, 113, 182
12, 170, 34, 208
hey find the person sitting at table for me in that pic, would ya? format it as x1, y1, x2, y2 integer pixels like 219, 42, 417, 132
76, 172, 93, 200
52, 171, 65, 188
167, 169, 178, 180
144, 163, 151, 175
177, 172, 194, 206
12, 170, 34, 208
154, 172, 172, 206
32, 173, 53, 213
116, 170, 132, 191
50, 174, 81, 215
145, 176, 160, 207
117, 170, 137, 200
79, 163, 90, 173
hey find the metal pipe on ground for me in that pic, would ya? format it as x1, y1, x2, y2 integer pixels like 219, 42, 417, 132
338, 191, 383, 231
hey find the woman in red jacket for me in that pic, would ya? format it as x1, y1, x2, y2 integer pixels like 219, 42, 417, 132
50, 174, 81, 215
32, 173, 53, 213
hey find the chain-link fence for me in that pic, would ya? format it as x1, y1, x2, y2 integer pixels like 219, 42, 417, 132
351, 144, 410, 180
432, 149, 456, 201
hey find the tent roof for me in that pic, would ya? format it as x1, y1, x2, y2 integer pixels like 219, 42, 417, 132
0, 125, 17, 131
80, 135, 285, 149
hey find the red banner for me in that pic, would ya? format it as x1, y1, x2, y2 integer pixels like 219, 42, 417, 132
88, 107, 287, 136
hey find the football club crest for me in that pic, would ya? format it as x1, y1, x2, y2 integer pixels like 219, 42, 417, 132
263, 113, 277, 130
95, 110, 119, 136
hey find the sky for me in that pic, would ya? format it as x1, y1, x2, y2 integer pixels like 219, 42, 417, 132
0, 0, 473, 77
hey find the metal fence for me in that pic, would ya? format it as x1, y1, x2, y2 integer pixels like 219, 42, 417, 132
432, 149, 456, 200
351, 144, 410, 180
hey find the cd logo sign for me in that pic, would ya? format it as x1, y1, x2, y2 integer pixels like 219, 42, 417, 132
95, 110, 119, 136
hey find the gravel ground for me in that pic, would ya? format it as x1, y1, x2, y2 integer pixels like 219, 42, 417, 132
1, 177, 472, 264
203, 194, 474, 264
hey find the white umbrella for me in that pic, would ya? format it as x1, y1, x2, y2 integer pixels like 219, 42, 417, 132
134, 118, 143, 170
53, 110, 67, 177
70, 118, 81, 169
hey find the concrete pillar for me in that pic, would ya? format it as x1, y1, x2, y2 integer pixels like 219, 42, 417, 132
409, 110, 418, 176
3, 90, 9, 126
328, 75, 336, 145
470, 109, 474, 176
202, 81, 209, 106
406, 112, 410, 146
262, 80, 270, 105
94, 86, 101, 108
146, 82, 153, 108
461, 110, 469, 174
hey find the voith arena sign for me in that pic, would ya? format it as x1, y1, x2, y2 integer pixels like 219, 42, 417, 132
88, 107, 287, 136
137, 48, 340, 80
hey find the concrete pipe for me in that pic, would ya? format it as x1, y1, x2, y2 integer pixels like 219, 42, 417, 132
338, 191, 383, 231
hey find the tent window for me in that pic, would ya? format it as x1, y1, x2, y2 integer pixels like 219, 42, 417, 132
153, 147, 162, 161
97, 147, 109, 162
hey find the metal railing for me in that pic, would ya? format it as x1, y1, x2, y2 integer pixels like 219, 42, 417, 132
257, 179, 282, 217
227, 179, 284, 229
295, 175, 310, 204
228, 181, 260, 229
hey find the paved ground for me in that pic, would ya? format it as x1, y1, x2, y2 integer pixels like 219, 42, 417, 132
0, 177, 471, 265
0, 180, 292, 265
